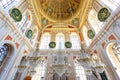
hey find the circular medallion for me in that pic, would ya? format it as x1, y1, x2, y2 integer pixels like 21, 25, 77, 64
65, 41, 72, 48
10, 8, 22, 22
49, 42, 56, 48
72, 18, 79, 25
98, 8, 110, 21
87, 29, 95, 39
26, 30, 33, 39
42, 18, 48, 25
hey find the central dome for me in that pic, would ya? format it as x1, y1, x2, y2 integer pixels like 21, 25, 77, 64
40, 0, 80, 22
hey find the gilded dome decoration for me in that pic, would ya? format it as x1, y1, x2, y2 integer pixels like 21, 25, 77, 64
39, 0, 80, 22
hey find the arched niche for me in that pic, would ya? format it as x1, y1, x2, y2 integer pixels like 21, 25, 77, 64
106, 41, 120, 78
0, 43, 14, 74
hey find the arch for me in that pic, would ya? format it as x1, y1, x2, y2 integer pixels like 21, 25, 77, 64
39, 32, 51, 49
82, 25, 92, 47
88, 9, 104, 34
70, 32, 81, 49
105, 40, 120, 79
55, 33, 65, 49
0, 41, 15, 74
17, 9, 33, 35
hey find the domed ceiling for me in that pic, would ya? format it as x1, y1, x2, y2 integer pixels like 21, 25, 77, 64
40, 0, 80, 22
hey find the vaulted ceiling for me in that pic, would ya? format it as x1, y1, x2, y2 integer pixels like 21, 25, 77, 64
28, 0, 94, 29
39, 0, 81, 22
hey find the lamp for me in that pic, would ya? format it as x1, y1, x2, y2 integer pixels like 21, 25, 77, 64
49, 41, 71, 76
51, 50, 68, 76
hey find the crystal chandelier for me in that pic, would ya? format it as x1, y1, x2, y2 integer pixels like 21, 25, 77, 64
50, 42, 71, 76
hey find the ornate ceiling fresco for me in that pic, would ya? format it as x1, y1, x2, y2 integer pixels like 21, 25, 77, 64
39, 0, 81, 22
29, 0, 94, 29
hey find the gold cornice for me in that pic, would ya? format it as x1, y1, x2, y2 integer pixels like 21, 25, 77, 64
29, 0, 42, 29
78, 0, 95, 29
28, 0, 94, 30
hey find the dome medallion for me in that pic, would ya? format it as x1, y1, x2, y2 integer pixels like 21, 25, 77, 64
40, 0, 80, 22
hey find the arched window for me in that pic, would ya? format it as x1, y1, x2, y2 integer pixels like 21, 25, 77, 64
39, 33, 51, 49
0, 43, 13, 74
112, 43, 120, 62
17, 10, 32, 35
74, 61, 87, 80
56, 33, 65, 49
17, 15, 27, 33
0, 0, 15, 8
88, 9, 104, 34
82, 26, 92, 47
99, 0, 120, 11
0, 44, 9, 66
106, 42, 120, 78
70, 33, 80, 49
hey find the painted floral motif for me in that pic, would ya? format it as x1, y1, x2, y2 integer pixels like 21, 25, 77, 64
98, 8, 110, 21
10, 8, 22, 22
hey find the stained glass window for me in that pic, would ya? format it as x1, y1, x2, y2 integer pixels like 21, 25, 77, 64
0, 44, 9, 66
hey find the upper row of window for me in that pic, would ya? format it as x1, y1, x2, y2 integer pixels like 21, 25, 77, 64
39, 33, 81, 50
